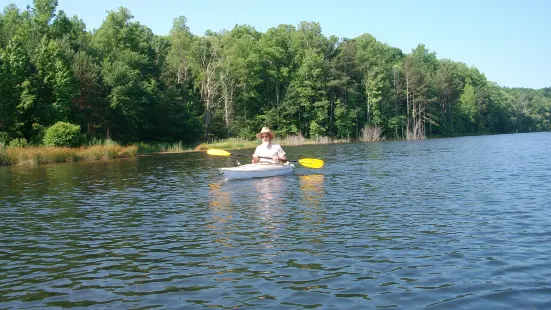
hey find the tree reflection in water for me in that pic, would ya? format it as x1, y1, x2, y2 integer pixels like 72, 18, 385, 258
206, 174, 327, 246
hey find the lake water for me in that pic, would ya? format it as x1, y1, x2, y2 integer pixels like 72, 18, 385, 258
1, 132, 550, 309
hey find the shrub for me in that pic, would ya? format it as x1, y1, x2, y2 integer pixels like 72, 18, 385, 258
43, 122, 82, 147
9, 138, 28, 147
30, 123, 46, 145
0, 132, 9, 145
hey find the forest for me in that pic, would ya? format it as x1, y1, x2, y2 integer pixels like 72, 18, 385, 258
1, 0, 550, 147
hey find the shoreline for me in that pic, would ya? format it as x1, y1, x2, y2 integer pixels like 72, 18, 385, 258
1, 131, 545, 167
0, 136, 351, 167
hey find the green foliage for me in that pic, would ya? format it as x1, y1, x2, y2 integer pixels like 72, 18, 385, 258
0, 132, 9, 145
166, 16, 193, 85
0, 1, 549, 152
334, 100, 355, 138
460, 83, 477, 124
9, 138, 27, 147
43, 121, 82, 147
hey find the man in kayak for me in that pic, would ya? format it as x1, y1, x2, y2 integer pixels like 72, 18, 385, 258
252, 127, 288, 164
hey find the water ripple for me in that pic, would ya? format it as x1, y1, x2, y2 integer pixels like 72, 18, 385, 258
1, 133, 551, 309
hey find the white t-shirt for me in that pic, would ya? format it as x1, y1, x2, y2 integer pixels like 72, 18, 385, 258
253, 143, 286, 163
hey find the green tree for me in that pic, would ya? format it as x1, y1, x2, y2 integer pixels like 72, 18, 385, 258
92, 7, 158, 142
2, 1, 549, 145
32, 0, 57, 36
218, 25, 261, 137
1, 4, 24, 48
434, 59, 462, 134
282, 22, 333, 137
458, 81, 477, 132
327, 38, 360, 138
189, 31, 222, 141
166, 16, 193, 85
256, 24, 296, 136
403, 44, 437, 139
71, 51, 105, 136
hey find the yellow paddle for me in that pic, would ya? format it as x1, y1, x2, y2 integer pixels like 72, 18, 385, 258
206, 149, 324, 169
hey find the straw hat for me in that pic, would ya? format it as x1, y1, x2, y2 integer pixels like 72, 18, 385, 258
256, 127, 275, 139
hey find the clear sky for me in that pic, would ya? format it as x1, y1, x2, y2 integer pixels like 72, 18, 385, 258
3, 0, 550, 89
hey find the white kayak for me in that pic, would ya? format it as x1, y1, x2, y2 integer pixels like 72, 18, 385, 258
219, 162, 295, 180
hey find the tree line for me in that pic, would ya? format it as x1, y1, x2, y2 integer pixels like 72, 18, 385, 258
1, 0, 550, 146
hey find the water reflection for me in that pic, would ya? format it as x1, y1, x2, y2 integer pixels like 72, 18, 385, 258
208, 181, 232, 209
251, 177, 287, 234
252, 177, 285, 208
3, 134, 551, 309
299, 174, 325, 206
207, 181, 234, 246
297, 174, 327, 238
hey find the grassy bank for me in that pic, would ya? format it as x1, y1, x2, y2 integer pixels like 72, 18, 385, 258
0, 144, 138, 166
194, 135, 351, 151
135, 141, 199, 154
194, 138, 258, 151
0, 135, 351, 166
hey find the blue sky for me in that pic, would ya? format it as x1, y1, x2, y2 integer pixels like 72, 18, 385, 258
3, 0, 550, 89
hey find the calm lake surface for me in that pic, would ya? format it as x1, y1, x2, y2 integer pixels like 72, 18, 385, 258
1, 132, 551, 309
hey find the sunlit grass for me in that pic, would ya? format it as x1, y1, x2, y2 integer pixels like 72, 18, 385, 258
0, 134, 353, 166
194, 138, 258, 151
194, 135, 351, 151
136, 141, 195, 154
0, 144, 138, 166
4, 146, 78, 165
79, 144, 138, 160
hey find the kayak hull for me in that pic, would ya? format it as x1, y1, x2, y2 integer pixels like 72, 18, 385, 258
220, 163, 295, 180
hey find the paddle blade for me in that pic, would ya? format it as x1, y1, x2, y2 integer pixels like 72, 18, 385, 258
207, 149, 232, 156
297, 158, 324, 169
